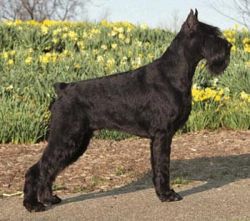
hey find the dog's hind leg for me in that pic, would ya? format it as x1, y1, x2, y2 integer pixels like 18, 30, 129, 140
24, 130, 92, 212
150, 131, 183, 202
23, 101, 93, 212
23, 162, 46, 212
37, 128, 93, 208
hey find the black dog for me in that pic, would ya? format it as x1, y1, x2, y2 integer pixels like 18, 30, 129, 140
23, 9, 231, 212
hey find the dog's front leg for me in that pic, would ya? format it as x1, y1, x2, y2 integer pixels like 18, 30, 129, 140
150, 131, 183, 202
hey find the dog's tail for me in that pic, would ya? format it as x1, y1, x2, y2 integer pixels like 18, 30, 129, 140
49, 82, 68, 110
46, 82, 68, 140
53, 82, 68, 97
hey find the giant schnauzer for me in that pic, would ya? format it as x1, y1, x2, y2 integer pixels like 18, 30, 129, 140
23, 9, 231, 212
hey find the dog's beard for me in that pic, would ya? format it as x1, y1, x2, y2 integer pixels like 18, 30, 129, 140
205, 50, 230, 75
203, 40, 231, 75
206, 57, 230, 75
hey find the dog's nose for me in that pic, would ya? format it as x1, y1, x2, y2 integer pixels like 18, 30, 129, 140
228, 42, 232, 49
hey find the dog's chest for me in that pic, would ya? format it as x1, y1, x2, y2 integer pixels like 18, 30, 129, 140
173, 91, 192, 128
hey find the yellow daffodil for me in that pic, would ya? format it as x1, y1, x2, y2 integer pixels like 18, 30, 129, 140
111, 43, 117, 49
240, 91, 250, 102
97, 55, 104, 63
41, 25, 48, 35
101, 44, 108, 50
7, 59, 14, 65
25, 57, 32, 64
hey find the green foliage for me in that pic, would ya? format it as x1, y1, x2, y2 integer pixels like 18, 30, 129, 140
0, 20, 249, 143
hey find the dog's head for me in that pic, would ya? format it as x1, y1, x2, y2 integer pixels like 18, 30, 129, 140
181, 9, 232, 74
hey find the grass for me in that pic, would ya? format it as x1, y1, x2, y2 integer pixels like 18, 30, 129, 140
171, 177, 191, 186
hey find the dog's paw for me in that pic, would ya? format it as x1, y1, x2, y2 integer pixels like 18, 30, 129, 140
50, 195, 62, 204
23, 200, 46, 212
158, 189, 183, 202
40, 194, 62, 206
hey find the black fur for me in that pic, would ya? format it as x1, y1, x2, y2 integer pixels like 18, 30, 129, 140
23, 9, 231, 212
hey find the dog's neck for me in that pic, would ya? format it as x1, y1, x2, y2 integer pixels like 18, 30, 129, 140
161, 33, 202, 82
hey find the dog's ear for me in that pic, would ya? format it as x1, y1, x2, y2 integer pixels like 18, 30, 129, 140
194, 8, 198, 19
182, 9, 199, 33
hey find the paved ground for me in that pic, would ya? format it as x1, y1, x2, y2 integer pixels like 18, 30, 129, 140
1, 178, 250, 221
1, 131, 249, 220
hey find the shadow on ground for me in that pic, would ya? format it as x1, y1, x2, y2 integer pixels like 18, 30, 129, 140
57, 154, 250, 208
